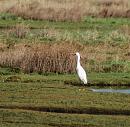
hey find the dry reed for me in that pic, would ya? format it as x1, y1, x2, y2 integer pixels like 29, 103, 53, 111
0, 42, 130, 73
0, 43, 77, 73
0, 0, 129, 21
8, 23, 30, 38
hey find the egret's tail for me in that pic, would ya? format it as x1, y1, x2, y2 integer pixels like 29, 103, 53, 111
83, 79, 87, 84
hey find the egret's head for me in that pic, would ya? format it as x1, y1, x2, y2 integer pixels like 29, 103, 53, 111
70, 52, 80, 58
75, 52, 80, 57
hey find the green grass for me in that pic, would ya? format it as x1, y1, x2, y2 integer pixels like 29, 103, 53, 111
0, 109, 130, 127
1, 67, 130, 85
0, 13, 130, 29
0, 72, 130, 126
0, 14, 129, 46
0, 73, 130, 110
0, 13, 130, 126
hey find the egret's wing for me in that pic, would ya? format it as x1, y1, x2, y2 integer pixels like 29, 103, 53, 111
77, 66, 87, 84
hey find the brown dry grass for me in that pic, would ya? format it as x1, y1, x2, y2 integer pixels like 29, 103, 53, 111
0, 42, 77, 73
0, 0, 130, 21
0, 42, 130, 73
8, 23, 30, 38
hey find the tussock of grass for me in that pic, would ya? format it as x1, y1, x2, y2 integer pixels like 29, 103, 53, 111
0, 43, 76, 73
10, 23, 30, 39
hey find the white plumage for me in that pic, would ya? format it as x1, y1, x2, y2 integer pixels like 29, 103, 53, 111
75, 52, 87, 84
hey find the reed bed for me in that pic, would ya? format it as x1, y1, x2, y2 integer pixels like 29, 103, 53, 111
0, 0, 130, 21
0, 43, 77, 73
0, 42, 130, 73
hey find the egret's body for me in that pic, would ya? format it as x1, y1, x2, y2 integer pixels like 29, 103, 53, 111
75, 52, 87, 84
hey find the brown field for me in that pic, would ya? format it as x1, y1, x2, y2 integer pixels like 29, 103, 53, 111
0, 0, 130, 21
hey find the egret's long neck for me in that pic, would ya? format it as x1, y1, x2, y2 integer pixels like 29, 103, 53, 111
77, 55, 81, 67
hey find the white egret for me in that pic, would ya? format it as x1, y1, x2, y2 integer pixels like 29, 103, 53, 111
75, 52, 87, 84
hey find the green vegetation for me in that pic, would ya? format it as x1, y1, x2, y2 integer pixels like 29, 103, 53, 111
0, 12, 130, 126
0, 14, 130, 73
1, 67, 130, 86
0, 109, 130, 127
0, 13, 130, 29
0, 13, 130, 45
0, 71, 130, 127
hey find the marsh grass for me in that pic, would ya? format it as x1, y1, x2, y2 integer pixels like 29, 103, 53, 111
0, 43, 76, 73
0, 0, 130, 21
0, 71, 130, 126
0, 14, 130, 74
3, 22, 130, 45
0, 42, 130, 73
0, 73, 130, 114
1, 16, 129, 44
0, 109, 130, 127
12, 23, 30, 38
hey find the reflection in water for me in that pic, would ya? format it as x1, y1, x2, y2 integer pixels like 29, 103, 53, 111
91, 88, 130, 94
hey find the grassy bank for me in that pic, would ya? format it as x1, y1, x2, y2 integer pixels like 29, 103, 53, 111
0, 109, 130, 127
0, 72, 130, 110
0, 72, 130, 126
1, 68, 130, 86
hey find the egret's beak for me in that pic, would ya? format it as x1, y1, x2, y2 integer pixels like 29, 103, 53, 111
70, 53, 75, 56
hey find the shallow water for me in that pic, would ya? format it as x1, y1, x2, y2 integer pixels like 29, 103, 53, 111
91, 88, 130, 94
